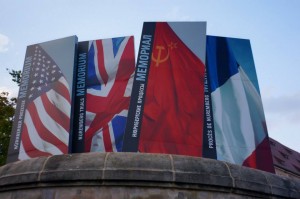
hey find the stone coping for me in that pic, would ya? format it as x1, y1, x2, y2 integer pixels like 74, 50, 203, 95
0, 152, 299, 198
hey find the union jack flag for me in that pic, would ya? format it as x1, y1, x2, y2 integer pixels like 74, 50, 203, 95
19, 45, 71, 160
84, 36, 135, 152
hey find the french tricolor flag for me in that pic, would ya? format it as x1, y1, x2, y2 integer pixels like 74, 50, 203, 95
206, 36, 274, 172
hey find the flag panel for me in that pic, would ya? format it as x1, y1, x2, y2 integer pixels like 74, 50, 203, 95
206, 36, 274, 172
123, 22, 207, 156
7, 36, 77, 163
72, 36, 135, 153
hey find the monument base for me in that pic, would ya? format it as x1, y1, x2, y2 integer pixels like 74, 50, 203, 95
0, 153, 299, 198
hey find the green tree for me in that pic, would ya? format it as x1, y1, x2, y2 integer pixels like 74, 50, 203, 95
0, 92, 16, 165
7, 69, 22, 86
0, 69, 21, 166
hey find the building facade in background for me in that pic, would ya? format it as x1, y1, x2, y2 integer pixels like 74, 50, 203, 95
270, 138, 300, 180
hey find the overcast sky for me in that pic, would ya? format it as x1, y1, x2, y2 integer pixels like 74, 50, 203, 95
0, 0, 299, 152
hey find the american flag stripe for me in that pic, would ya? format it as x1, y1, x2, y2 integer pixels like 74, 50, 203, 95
25, 101, 68, 152
22, 128, 66, 156
33, 98, 69, 144
17, 43, 73, 160
53, 77, 71, 103
46, 89, 71, 118
21, 124, 53, 158
22, 111, 64, 154
19, 143, 31, 160
96, 40, 109, 85
41, 94, 69, 132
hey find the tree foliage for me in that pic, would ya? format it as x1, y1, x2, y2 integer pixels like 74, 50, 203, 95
0, 92, 16, 165
0, 69, 21, 166
7, 69, 22, 86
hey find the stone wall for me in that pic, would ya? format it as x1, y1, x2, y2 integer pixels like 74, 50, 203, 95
0, 153, 299, 198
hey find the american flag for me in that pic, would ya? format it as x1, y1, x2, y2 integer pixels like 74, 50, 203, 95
84, 36, 135, 152
19, 45, 70, 160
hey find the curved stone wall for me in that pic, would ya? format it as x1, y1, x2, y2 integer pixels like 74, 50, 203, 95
0, 153, 299, 198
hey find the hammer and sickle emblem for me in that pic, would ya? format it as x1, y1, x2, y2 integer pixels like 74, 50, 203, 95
152, 46, 169, 67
